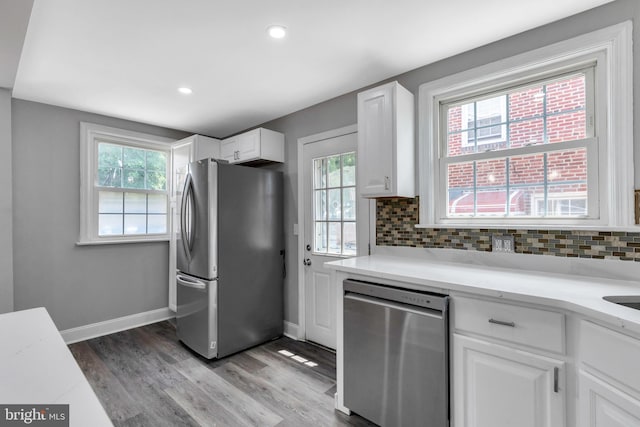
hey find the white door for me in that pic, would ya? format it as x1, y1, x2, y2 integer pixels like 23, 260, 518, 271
301, 128, 369, 349
453, 334, 565, 427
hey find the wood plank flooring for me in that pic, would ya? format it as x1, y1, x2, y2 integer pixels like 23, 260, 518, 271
68, 321, 375, 427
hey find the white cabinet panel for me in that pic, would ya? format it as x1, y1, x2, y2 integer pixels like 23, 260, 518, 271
579, 370, 640, 427
357, 81, 414, 198
453, 334, 565, 427
580, 320, 640, 395
220, 137, 237, 163
237, 129, 261, 160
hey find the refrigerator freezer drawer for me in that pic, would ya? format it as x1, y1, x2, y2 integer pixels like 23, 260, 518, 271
176, 274, 218, 359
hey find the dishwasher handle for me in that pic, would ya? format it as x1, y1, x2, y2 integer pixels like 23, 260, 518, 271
344, 292, 444, 319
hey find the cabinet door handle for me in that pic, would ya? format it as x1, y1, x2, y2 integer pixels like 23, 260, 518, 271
384, 176, 390, 190
488, 318, 515, 327
553, 367, 559, 393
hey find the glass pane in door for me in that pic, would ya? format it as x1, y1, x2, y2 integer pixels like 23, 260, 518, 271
312, 151, 357, 256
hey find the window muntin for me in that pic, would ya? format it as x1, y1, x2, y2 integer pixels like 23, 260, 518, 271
96, 142, 169, 236
313, 152, 356, 256
441, 69, 594, 219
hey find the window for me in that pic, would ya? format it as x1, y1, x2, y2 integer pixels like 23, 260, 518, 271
419, 22, 634, 229
444, 71, 593, 218
79, 123, 175, 244
313, 152, 357, 256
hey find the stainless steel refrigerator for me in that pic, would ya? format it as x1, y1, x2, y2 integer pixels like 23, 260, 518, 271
176, 158, 284, 359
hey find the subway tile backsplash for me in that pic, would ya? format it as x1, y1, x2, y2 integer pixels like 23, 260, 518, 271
377, 197, 640, 262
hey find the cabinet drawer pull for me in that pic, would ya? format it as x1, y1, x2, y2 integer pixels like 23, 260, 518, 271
488, 318, 515, 327
553, 367, 559, 393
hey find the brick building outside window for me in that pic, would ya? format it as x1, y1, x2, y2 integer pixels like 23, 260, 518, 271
444, 72, 589, 218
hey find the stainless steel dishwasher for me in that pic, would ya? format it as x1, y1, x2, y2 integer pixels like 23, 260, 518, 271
343, 279, 449, 427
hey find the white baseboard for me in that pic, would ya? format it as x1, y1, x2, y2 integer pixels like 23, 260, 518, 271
283, 321, 299, 340
60, 307, 175, 344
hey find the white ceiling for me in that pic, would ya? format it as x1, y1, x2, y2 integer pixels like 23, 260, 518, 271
11, 0, 614, 138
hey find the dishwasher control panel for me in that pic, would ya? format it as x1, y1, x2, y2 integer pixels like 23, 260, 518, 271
344, 279, 448, 311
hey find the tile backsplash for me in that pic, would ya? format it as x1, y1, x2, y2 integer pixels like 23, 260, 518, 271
377, 197, 640, 262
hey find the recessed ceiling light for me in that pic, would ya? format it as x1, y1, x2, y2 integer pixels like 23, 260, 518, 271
267, 25, 287, 39
178, 87, 192, 95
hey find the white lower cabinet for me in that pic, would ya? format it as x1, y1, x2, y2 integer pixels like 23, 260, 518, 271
579, 370, 640, 427
453, 334, 565, 427
578, 320, 640, 427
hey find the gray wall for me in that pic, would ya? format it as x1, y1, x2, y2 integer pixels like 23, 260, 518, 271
0, 88, 13, 313
12, 100, 189, 330
260, 0, 640, 325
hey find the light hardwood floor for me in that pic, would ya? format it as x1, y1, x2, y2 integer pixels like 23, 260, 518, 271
69, 321, 375, 427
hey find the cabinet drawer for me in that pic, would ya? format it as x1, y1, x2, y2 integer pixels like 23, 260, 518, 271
581, 320, 640, 394
453, 296, 565, 354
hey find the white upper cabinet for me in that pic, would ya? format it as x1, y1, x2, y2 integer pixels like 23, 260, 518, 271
357, 81, 415, 198
221, 128, 284, 164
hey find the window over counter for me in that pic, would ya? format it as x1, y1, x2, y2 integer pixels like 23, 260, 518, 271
79, 123, 175, 244
444, 70, 593, 219
418, 22, 634, 229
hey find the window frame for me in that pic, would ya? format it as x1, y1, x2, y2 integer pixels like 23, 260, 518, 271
418, 21, 634, 230
79, 122, 176, 245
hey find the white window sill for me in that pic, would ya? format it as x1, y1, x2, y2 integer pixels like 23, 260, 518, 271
76, 236, 170, 246
415, 223, 640, 232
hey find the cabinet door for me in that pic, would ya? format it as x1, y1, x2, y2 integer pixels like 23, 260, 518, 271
453, 334, 565, 427
579, 370, 640, 427
357, 84, 394, 197
220, 137, 237, 163
192, 135, 220, 160
237, 129, 261, 162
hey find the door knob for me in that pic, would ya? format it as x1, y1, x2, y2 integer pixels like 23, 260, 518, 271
303, 258, 312, 266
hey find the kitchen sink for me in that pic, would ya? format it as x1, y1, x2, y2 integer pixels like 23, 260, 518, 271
603, 296, 640, 311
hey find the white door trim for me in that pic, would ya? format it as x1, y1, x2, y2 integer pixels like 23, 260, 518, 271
296, 124, 357, 341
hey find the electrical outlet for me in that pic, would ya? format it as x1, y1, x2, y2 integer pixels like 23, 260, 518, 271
492, 235, 515, 253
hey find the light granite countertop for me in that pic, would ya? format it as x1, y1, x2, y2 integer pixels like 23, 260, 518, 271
0, 307, 113, 426
325, 254, 640, 335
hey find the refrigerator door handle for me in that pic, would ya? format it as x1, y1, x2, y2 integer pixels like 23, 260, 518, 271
180, 173, 195, 258
176, 274, 207, 290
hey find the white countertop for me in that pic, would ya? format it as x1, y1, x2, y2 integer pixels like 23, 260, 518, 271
0, 307, 113, 426
325, 254, 640, 335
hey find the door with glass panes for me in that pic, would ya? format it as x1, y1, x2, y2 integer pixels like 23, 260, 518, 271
302, 130, 369, 349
